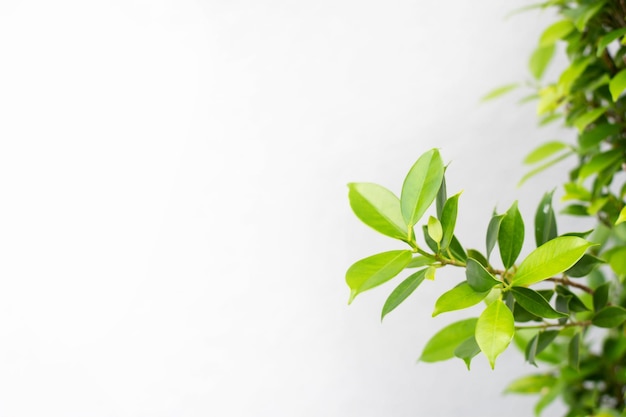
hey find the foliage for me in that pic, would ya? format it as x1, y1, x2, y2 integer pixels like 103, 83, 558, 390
345, 1, 626, 415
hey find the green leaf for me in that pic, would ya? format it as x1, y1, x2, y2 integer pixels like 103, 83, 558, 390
597, 27, 626, 56
563, 1, 606, 31
592, 306, 626, 328
448, 235, 467, 262
578, 149, 623, 181
610, 69, 626, 102
498, 201, 525, 269
561, 204, 589, 216
617, 206, 626, 225
454, 337, 481, 370
381, 269, 427, 320
568, 332, 581, 370
419, 318, 478, 363
529, 44, 555, 80
573, 107, 607, 132
406, 256, 435, 268
512, 236, 593, 286
534, 190, 557, 247
435, 176, 447, 218
511, 287, 567, 319
505, 374, 558, 394
539, 20, 575, 46
348, 183, 408, 240
440, 192, 461, 250
481, 83, 520, 102
523, 142, 568, 165
486, 213, 505, 261
593, 282, 610, 312
525, 330, 559, 366
427, 216, 442, 244
578, 123, 621, 152
400, 149, 445, 227
475, 299, 515, 369
346, 250, 413, 304
556, 285, 590, 312
535, 382, 563, 416
518, 151, 574, 186
559, 56, 592, 95
432, 282, 489, 317
466, 249, 489, 268
538, 112, 562, 126
466, 258, 500, 292
566, 254, 604, 277
604, 246, 626, 275
424, 265, 436, 281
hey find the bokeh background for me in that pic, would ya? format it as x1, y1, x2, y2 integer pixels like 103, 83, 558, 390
0, 1, 577, 415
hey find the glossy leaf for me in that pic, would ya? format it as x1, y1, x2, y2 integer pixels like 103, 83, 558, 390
573, 107, 606, 132
348, 183, 408, 240
597, 27, 626, 56
529, 44, 555, 80
381, 269, 427, 320
498, 201, 525, 269
400, 149, 444, 227
523, 141, 568, 165
481, 83, 519, 101
578, 149, 622, 181
346, 250, 413, 304
539, 20, 575, 46
512, 236, 593, 286
476, 299, 515, 369
419, 318, 478, 363
466, 258, 500, 292
593, 282, 610, 313
427, 216, 442, 245
592, 306, 626, 328
432, 282, 488, 317
454, 337, 481, 370
565, 254, 604, 277
440, 192, 461, 250
610, 69, 626, 102
511, 287, 567, 319
534, 190, 557, 246
486, 213, 505, 261
466, 249, 489, 268
435, 175, 446, 218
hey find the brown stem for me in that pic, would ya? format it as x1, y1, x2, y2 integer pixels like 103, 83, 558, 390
515, 320, 592, 331
602, 49, 618, 76
547, 277, 595, 294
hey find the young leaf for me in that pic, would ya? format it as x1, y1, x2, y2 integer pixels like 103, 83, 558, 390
597, 27, 626, 56
419, 318, 478, 363
512, 236, 593, 286
511, 287, 567, 319
448, 235, 467, 262
529, 44, 555, 80
466, 258, 500, 292
432, 282, 489, 317
346, 250, 413, 304
486, 213, 505, 261
475, 299, 515, 369
523, 142, 568, 165
573, 107, 606, 132
400, 149, 444, 227
381, 269, 427, 320
427, 216, 443, 245
610, 69, 626, 102
592, 306, 626, 328
498, 201, 525, 269
424, 265, 436, 281
593, 282, 610, 312
518, 152, 574, 186
481, 83, 520, 102
539, 20, 575, 46
348, 183, 409, 240
440, 192, 461, 250
505, 374, 557, 394
454, 336, 481, 370
534, 190, 557, 247
604, 246, 626, 275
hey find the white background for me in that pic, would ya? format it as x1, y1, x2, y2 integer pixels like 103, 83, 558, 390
0, 1, 575, 416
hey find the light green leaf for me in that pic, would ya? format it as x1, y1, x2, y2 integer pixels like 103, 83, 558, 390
346, 250, 413, 304
348, 183, 408, 240
466, 258, 500, 293
425, 265, 436, 281
435, 175, 447, 218
498, 201, 525, 269
486, 213, 505, 261
427, 216, 442, 244
505, 374, 558, 394
539, 20, 575, 46
381, 269, 427, 320
604, 246, 626, 275
512, 236, 593, 286
400, 149, 445, 227
597, 27, 626, 56
617, 206, 626, 225
534, 190, 557, 246
406, 256, 435, 268
518, 151, 574, 186
440, 192, 461, 250
511, 287, 567, 319
573, 107, 607, 132
610, 69, 626, 102
592, 306, 626, 328
476, 299, 515, 369
523, 142, 568, 165
578, 149, 623, 181
419, 318, 478, 363
559, 57, 592, 95
454, 337, 481, 370
529, 44, 555, 80
481, 83, 520, 102
432, 282, 489, 317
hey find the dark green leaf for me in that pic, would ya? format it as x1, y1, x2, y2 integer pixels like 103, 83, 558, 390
534, 190, 557, 247
448, 235, 467, 262
476, 299, 515, 369
568, 332, 580, 370
381, 269, 427, 320
561, 204, 589, 216
578, 123, 621, 152
486, 213, 505, 261
466, 258, 500, 292
419, 318, 478, 363
556, 285, 590, 313
578, 149, 623, 181
440, 192, 461, 250
432, 282, 489, 317
498, 201, 525, 269
597, 27, 626, 56
511, 287, 567, 319
563, 1, 605, 31
348, 183, 408, 240
466, 249, 489, 268
525, 330, 559, 366
610, 69, 626, 102
566, 254, 604, 277
422, 225, 438, 253
401, 149, 444, 227
573, 107, 607, 132
535, 382, 563, 416
514, 302, 541, 323
435, 176, 446, 218
593, 306, 626, 328
454, 336, 481, 370
529, 44, 555, 80
346, 250, 413, 304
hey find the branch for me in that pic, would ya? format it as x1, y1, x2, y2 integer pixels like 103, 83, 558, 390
547, 277, 594, 294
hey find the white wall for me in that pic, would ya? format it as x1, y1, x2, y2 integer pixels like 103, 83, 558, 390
0, 1, 573, 416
